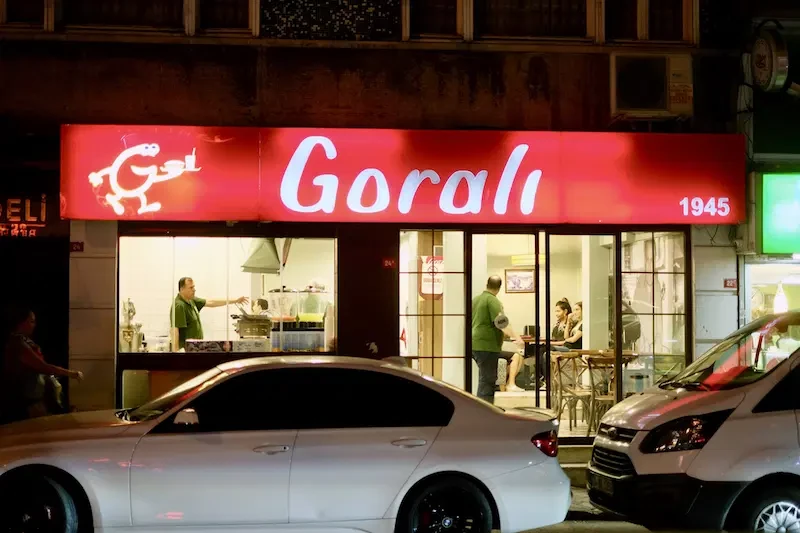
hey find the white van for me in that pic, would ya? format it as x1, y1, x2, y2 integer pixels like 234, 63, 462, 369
588, 311, 800, 533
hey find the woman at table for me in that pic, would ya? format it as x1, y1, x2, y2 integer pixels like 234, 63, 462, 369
564, 301, 583, 350
550, 298, 572, 346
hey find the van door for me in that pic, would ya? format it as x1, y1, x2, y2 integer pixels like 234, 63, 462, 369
751, 358, 800, 442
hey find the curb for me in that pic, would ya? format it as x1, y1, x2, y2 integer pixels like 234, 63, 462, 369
566, 511, 620, 522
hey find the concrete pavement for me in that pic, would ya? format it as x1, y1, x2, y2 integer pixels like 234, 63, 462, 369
535, 522, 647, 532
528, 488, 648, 533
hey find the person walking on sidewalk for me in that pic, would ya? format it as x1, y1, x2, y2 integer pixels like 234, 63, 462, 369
0, 306, 83, 424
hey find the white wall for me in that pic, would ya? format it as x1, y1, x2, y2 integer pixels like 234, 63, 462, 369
441, 232, 465, 387
263, 238, 336, 295
485, 251, 582, 336
693, 226, 739, 358
582, 235, 612, 350
119, 237, 254, 345
69, 220, 118, 411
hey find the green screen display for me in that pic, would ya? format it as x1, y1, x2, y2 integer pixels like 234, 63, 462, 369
762, 173, 800, 254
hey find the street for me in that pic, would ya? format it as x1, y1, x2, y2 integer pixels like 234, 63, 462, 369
537, 522, 646, 532
531, 489, 648, 533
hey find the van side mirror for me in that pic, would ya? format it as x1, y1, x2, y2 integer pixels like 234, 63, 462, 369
174, 408, 199, 426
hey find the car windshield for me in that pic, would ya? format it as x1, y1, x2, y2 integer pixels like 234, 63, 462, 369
661, 311, 800, 391
123, 367, 225, 422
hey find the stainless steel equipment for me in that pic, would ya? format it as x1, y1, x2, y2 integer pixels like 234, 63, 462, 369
119, 298, 144, 352
231, 303, 273, 339
267, 287, 299, 323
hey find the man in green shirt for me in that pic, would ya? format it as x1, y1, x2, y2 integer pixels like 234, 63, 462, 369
472, 275, 523, 403
170, 277, 248, 351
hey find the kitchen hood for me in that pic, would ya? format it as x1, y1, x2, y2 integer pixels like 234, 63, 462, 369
241, 238, 281, 274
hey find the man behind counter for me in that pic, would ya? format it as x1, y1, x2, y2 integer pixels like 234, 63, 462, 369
170, 277, 248, 351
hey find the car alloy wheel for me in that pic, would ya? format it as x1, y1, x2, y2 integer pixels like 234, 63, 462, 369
755, 501, 800, 533
0, 475, 77, 533
408, 478, 492, 533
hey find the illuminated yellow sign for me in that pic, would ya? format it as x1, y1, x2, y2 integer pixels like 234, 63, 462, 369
0, 195, 48, 237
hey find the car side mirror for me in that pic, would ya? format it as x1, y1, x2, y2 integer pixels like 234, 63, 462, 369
174, 408, 199, 426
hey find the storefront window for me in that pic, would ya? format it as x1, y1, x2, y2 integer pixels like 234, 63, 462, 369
746, 263, 800, 321
621, 231, 686, 392
399, 230, 466, 389
118, 236, 336, 354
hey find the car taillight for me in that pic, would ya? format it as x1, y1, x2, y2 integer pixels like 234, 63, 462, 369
532, 430, 558, 457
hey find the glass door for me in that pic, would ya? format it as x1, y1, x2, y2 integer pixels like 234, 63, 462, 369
620, 231, 689, 390
469, 232, 542, 410
399, 230, 467, 389
546, 233, 616, 438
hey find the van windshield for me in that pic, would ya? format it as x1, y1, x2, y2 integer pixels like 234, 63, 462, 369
661, 311, 800, 391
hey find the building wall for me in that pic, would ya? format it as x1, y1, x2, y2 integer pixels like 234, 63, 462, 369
69, 220, 117, 411
0, 34, 744, 410
0, 42, 615, 131
691, 225, 740, 358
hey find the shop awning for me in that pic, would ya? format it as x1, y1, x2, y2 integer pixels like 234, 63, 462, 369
241, 238, 281, 274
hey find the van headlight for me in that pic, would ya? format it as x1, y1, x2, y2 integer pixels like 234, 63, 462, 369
639, 410, 733, 454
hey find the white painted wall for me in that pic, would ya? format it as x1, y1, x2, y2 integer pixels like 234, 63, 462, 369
118, 237, 255, 345
441, 231, 466, 388
263, 238, 336, 297
692, 226, 739, 358
69, 220, 118, 411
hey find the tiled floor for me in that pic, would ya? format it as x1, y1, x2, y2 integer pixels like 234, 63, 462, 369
494, 390, 595, 438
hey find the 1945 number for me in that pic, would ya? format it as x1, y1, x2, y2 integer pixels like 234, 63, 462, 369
680, 197, 730, 217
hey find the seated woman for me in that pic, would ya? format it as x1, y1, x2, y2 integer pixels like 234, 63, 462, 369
564, 301, 583, 350
550, 298, 572, 346
500, 344, 525, 393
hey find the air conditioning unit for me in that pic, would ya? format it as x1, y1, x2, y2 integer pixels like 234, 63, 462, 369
611, 53, 694, 119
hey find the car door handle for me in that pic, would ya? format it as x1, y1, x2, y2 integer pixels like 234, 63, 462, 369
253, 445, 291, 455
391, 438, 428, 448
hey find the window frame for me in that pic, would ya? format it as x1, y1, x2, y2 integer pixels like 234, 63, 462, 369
599, 0, 697, 44
0, 0, 260, 35
185, 0, 261, 37
0, 0, 698, 44
0, 0, 55, 30
403, 0, 698, 44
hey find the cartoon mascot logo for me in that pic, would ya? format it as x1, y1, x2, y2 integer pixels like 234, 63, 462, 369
88, 143, 201, 215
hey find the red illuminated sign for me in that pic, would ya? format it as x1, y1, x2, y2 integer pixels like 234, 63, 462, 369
60, 125, 745, 225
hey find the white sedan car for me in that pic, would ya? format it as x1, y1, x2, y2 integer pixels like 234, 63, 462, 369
0, 356, 570, 533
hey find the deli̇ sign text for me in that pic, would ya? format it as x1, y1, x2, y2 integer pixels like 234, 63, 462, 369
0, 195, 48, 237
59, 126, 746, 224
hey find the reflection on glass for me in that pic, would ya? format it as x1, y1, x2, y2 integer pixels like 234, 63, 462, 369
655, 273, 685, 314
660, 313, 800, 390
662, 232, 686, 274
399, 230, 466, 389
118, 236, 336, 354
622, 273, 655, 313
655, 315, 686, 355
622, 232, 687, 398
746, 263, 800, 321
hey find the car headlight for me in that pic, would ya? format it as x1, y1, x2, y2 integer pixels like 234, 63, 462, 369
639, 410, 733, 454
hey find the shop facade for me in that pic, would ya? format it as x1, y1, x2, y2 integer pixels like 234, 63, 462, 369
61, 124, 745, 439
741, 172, 800, 322
739, 23, 800, 324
